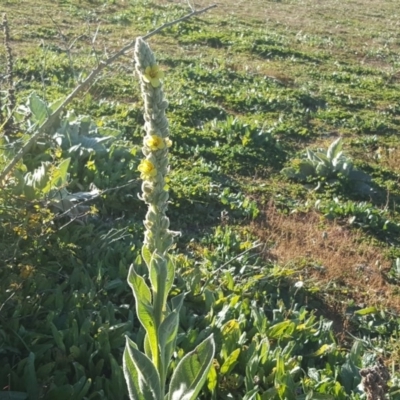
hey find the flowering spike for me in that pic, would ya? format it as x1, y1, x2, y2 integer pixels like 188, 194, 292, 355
134, 37, 176, 255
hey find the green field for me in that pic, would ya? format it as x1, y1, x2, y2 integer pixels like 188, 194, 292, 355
1, 0, 400, 398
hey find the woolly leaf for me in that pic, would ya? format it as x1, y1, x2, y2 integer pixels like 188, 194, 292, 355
127, 265, 158, 364
168, 335, 215, 400
123, 337, 161, 400
29, 93, 49, 125
327, 137, 343, 161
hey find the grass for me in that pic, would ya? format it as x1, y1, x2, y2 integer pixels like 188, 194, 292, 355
2, 0, 400, 398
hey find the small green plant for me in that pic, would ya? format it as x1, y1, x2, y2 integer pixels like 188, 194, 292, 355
281, 138, 352, 181
281, 138, 372, 195
123, 37, 215, 400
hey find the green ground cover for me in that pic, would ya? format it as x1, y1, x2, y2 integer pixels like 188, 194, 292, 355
1, 0, 400, 398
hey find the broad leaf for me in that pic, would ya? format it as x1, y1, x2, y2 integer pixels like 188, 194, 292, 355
142, 245, 152, 268
49, 97, 65, 113
127, 265, 158, 364
267, 320, 295, 339
327, 137, 343, 161
158, 311, 179, 377
24, 353, 39, 400
144, 334, 153, 359
297, 161, 317, 178
29, 93, 49, 125
149, 253, 168, 320
162, 293, 185, 374
165, 256, 176, 301
158, 311, 179, 351
168, 335, 215, 400
220, 348, 240, 375
43, 157, 70, 194
170, 292, 185, 312
110, 355, 126, 394
123, 337, 161, 400
24, 162, 52, 198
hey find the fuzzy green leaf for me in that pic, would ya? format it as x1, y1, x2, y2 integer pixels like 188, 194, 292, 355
29, 93, 49, 125
168, 335, 215, 400
144, 334, 153, 359
170, 292, 185, 312
142, 245, 152, 268
165, 256, 176, 302
110, 355, 125, 394
220, 348, 240, 375
327, 137, 343, 161
127, 264, 158, 363
43, 158, 70, 194
158, 311, 179, 376
297, 161, 316, 178
149, 253, 168, 314
123, 337, 161, 400
161, 293, 185, 376
159, 311, 179, 351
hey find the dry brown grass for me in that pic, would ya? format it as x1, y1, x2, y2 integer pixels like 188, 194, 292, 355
252, 202, 400, 313
376, 146, 400, 176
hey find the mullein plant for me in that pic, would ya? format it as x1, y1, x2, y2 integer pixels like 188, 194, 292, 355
123, 37, 215, 400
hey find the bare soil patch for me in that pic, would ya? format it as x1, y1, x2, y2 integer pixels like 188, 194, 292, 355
253, 202, 399, 312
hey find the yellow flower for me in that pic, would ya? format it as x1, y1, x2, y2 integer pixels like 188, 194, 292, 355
143, 65, 164, 88
165, 138, 172, 148
20, 265, 34, 279
138, 159, 157, 180
146, 135, 165, 151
